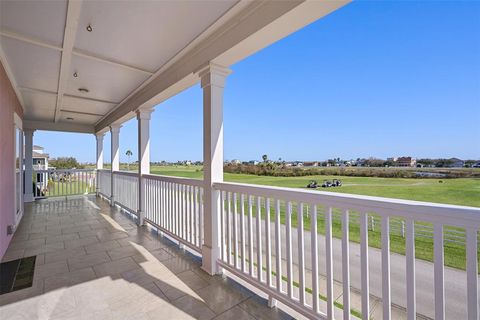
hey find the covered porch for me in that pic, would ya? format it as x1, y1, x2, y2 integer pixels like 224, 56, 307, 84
1, 1, 479, 320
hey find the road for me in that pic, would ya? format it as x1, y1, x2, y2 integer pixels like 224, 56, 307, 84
226, 216, 479, 319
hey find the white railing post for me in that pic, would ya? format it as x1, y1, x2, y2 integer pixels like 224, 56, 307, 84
199, 63, 231, 275
24, 129, 34, 202
95, 132, 104, 196
137, 108, 153, 226
110, 124, 121, 206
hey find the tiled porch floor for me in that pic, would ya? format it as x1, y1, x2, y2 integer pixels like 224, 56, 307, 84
0, 196, 293, 320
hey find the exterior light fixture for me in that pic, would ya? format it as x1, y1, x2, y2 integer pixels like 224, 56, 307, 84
66, 117, 74, 120
86, 24, 93, 32
78, 88, 89, 93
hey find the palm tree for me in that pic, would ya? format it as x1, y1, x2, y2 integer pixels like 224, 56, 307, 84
126, 150, 133, 171
262, 154, 268, 163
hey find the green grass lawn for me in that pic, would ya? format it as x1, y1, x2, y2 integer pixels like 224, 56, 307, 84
150, 165, 480, 270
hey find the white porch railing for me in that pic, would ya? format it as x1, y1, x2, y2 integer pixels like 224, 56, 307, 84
213, 181, 480, 320
33, 169, 96, 199
91, 173, 480, 319
112, 171, 138, 212
97, 169, 111, 199
143, 174, 204, 254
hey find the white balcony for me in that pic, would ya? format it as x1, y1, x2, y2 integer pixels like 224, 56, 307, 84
0, 1, 478, 320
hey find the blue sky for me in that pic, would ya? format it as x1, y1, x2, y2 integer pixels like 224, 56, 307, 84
34, 1, 480, 163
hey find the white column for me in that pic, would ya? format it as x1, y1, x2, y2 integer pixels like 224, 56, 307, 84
199, 63, 231, 275
110, 124, 121, 206
137, 108, 153, 225
95, 133, 104, 195
24, 129, 34, 202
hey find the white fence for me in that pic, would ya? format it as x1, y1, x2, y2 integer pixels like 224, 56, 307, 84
112, 171, 138, 213
213, 181, 480, 320
143, 174, 204, 253
33, 169, 96, 199
97, 169, 111, 199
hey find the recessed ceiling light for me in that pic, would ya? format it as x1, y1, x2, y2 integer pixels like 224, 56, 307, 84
73, 72, 78, 78
78, 88, 89, 93
86, 24, 93, 32
66, 117, 74, 120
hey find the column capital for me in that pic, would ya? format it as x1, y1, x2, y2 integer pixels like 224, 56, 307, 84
136, 108, 154, 120
24, 129, 35, 135
198, 63, 232, 89
95, 132, 105, 139
110, 123, 122, 133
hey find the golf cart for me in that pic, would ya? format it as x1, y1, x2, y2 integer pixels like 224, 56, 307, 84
306, 180, 318, 188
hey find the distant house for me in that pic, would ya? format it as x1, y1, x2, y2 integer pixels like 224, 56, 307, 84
447, 158, 464, 168
396, 157, 416, 167
303, 161, 318, 167
31, 145, 49, 192
230, 159, 241, 165
472, 162, 480, 168
32, 145, 49, 170
248, 160, 259, 165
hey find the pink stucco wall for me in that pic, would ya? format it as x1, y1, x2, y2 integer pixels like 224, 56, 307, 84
0, 61, 23, 260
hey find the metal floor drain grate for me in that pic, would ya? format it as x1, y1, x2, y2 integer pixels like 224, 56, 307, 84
0, 256, 36, 295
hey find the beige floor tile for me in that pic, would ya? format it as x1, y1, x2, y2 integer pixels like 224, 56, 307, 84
44, 267, 97, 291
45, 246, 87, 264
84, 239, 120, 254
35, 260, 70, 279
171, 295, 217, 320
213, 306, 256, 320
64, 235, 99, 249
93, 256, 140, 278
68, 251, 111, 271
194, 281, 253, 315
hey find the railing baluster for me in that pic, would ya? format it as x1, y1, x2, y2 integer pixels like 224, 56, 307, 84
466, 227, 478, 320
286, 201, 293, 299
297, 202, 305, 305
227, 192, 232, 265
360, 211, 370, 320
325, 206, 334, 318
193, 187, 198, 246
256, 196, 263, 281
434, 223, 445, 320
382, 215, 391, 320
342, 209, 351, 320
234, 193, 239, 269
311, 204, 319, 314
275, 199, 282, 293
220, 191, 225, 261
248, 195, 254, 276
241, 194, 246, 272
265, 198, 272, 288
200, 188, 204, 245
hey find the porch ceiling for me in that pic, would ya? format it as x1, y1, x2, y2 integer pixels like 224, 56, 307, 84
0, 0, 349, 133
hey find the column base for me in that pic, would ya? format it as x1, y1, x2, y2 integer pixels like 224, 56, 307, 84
110, 196, 115, 207
24, 193, 34, 203
137, 210, 145, 226
201, 245, 222, 275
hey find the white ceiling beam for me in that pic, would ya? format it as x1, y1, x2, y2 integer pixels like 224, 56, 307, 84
0, 29, 154, 76
23, 120, 94, 134
72, 49, 154, 76
60, 109, 104, 117
0, 29, 63, 51
19, 86, 118, 104
54, 0, 83, 123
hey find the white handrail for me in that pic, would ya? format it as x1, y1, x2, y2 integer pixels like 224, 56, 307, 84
213, 181, 480, 228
